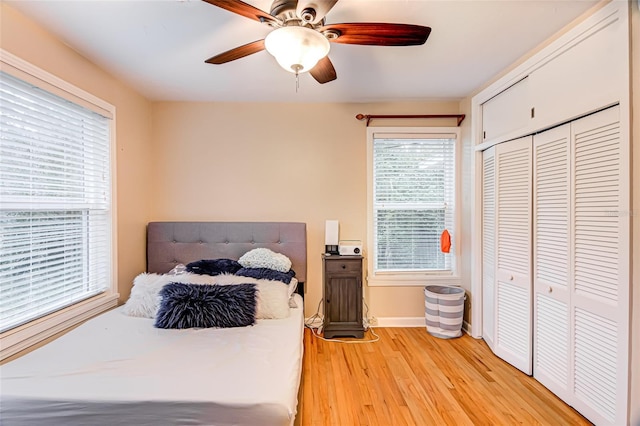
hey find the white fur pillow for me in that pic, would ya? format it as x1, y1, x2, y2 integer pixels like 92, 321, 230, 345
238, 248, 292, 273
122, 272, 290, 320
122, 272, 216, 319
122, 273, 167, 318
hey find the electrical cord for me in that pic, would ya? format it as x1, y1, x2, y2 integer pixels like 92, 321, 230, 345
308, 324, 380, 344
304, 298, 380, 344
304, 299, 324, 330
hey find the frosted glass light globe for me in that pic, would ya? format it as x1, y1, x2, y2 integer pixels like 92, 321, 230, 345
265, 26, 330, 74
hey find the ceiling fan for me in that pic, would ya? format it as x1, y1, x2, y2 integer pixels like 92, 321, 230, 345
203, 0, 432, 84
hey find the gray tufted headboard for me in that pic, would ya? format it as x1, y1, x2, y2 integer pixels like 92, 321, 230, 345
147, 222, 307, 287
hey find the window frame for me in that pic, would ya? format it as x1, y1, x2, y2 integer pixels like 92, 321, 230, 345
366, 126, 461, 287
0, 49, 118, 361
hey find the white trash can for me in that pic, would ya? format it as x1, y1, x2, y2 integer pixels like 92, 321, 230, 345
424, 285, 465, 339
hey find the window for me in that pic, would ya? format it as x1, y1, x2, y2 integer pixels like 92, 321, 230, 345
0, 51, 117, 359
367, 128, 458, 286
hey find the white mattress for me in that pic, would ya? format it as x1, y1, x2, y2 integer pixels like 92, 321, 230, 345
0, 294, 304, 426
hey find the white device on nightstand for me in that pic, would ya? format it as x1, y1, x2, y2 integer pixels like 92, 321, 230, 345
325, 220, 339, 255
338, 240, 362, 256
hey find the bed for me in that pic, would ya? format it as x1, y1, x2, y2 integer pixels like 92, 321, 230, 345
0, 221, 307, 426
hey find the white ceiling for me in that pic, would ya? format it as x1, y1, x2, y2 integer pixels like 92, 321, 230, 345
6, 0, 600, 103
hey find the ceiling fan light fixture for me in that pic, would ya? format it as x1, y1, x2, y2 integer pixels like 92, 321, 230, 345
264, 26, 330, 74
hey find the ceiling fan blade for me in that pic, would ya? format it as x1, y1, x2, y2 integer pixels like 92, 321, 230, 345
319, 23, 431, 46
205, 40, 265, 64
296, 0, 339, 24
202, 0, 276, 24
310, 56, 337, 84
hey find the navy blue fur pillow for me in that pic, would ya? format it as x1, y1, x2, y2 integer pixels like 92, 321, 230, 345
155, 283, 257, 329
185, 259, 242, 276
235, 267, 296, 284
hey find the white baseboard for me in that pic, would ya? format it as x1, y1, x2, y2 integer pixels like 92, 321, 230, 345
372, 317, 473, 332
305, 316, 471, 331
375, 317, 426, 327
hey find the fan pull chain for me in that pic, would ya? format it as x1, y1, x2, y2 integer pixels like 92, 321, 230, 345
291, 64, 303, 93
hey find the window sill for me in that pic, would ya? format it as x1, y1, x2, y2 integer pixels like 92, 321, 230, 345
366, 274, 461, 287
0, 292, 119, 361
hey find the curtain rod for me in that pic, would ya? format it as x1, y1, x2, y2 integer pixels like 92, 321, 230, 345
355, 113, 465, 127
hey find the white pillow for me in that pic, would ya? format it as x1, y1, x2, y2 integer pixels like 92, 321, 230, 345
288, 278, 299, 307
288, 277, 299, 298
122, 272, 216, 319
238, 248, 292, 273
256, 280, 290, 319
213, 274, 290, 319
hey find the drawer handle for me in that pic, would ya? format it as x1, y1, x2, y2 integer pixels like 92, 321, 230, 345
341, 264, 346, 269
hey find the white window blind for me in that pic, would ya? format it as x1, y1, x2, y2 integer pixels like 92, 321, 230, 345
372, 133, 455, 272
0, 71, 112, 333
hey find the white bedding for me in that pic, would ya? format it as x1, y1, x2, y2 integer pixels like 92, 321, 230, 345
0, 294, 304, 426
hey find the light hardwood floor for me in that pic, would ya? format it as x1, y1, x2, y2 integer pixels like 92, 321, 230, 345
300, 327, 590, 426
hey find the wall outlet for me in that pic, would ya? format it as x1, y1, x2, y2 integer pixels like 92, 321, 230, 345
367, 316, 378, 327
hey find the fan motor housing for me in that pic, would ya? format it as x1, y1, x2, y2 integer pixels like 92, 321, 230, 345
270, 0, 297, 18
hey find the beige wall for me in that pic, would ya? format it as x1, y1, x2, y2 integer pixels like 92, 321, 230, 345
0, 4, 154, 302
150, 101, 461, 316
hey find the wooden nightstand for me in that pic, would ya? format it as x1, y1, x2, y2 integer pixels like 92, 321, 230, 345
322, 254, 364, 339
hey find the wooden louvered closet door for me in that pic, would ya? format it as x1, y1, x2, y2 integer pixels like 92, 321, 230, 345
533, 124, 571, 402
494, 136, 532, 375
482, 146, 496, 350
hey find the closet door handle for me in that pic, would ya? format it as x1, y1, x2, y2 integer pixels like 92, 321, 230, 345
548, 287, 553, 294
509, 275, 514, 281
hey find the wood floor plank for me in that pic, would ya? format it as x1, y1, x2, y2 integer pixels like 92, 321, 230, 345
301, 328, 590, 426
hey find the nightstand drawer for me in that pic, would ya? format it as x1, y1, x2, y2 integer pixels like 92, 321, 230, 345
325, 259, 361, 274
